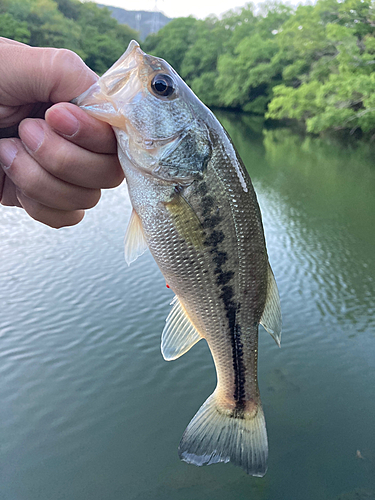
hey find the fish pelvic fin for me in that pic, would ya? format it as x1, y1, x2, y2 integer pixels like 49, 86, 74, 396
260, 263, 282, 347
178, 393, 268, 477
161, 296, 202, 361
124, 208, 148, 266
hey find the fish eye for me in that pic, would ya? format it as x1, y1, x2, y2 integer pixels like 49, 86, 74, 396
151, 74, 175, 97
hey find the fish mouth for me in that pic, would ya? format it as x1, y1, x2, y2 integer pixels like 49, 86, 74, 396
72, 40, 146, 127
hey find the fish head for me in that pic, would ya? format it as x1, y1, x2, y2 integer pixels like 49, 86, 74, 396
74, 40, 207, 181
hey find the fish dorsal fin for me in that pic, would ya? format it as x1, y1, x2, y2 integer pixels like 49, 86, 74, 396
162, 296, 202, 361
260, 263, 282, 347
124, 209, 148, 266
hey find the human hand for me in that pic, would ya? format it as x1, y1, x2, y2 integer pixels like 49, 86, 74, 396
0, 37, 124, 228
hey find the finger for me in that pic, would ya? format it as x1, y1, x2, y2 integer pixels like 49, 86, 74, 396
16, 190, 85, 229
0, 165, 4, 201
0, 171, 22, 207
0, 103, 33, 127
45, 102, 118, 154
0, 138, 101, 211
0, 44, 97, 107
0, 103, 47, 133
19, 118, 124, 189
0, 37, 28, 47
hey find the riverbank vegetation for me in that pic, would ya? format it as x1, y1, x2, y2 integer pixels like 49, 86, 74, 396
1, 0, 374, 138
145, 0, 375, 139
0, 0, 138, 74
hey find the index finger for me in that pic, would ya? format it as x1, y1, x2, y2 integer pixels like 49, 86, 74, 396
0, 44, 97, 106
0, 37, 27, 46
45, 102, 118, 155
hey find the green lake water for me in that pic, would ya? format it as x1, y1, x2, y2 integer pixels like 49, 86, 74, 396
1, 112, 374, 500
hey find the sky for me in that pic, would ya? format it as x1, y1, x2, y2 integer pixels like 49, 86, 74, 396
94, 0, 253, 20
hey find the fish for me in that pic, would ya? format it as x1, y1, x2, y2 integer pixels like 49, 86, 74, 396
73, 40, 282, 476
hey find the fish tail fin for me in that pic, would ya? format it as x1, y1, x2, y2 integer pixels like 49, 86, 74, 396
178, 393, 268, 476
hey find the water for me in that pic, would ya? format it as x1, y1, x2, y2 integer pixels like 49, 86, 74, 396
1, 113, 374, 500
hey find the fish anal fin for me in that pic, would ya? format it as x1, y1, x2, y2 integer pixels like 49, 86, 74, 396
124, 209, 148, 266
162, 296, 202, 361
260, 263, 282, 347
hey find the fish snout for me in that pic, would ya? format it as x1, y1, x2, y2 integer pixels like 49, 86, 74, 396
72, 42, 146, 128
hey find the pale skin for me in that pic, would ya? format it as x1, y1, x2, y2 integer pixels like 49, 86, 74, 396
0, 37, 124, 228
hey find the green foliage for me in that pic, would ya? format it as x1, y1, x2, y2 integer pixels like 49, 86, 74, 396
0, 12, 30, 42
266, 0, 375, 136
56, 0, 80, 20
143, 2, 293, 112
77, 2, 138, 74
142, 0, 375, 137
215, 3, 293, 111
181, 18, 231, 106
0, 0, 139, 73
142, 17, 198, 75
217, 32, 280, 108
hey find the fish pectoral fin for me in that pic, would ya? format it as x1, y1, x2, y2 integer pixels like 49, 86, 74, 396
124, 208, 148, 266
161, 296, 202, 361
260, 263, 282, 347
165, 193, 206, 249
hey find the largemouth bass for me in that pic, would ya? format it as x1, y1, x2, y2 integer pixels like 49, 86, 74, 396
74, 41, 281, 476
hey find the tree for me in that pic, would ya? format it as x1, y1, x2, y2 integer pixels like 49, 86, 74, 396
0, 12, 30, 42
143, 17, 199, 75
0, 0, 139, 73
266, 0, 375, 136
215, 2, 292, 112
180, 18, 231, 106
78, 3, 138, 74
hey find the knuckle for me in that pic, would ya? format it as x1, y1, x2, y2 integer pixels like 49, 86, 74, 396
19, 183, 38, 200
49, 218, 74, 229
42, 139, 79, 181
48, 48, 96, 102
82, 189, 101, 209
50, 143, 72, 176
108, 161, 125, 188
33, 207, 84, 229
98, 158, 124, 189
17, 173, 40, 199
19, 189, 85, 228
54, 48, 84, 69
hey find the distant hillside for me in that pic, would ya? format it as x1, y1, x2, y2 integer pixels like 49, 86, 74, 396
97, 5, 172, 40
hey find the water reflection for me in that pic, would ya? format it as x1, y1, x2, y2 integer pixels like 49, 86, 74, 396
218, 112, 375, 336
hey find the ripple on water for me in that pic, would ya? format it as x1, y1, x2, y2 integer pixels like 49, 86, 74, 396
1, 146, 375, 500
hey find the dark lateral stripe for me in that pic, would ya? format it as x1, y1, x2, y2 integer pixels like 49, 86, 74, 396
199, 180, 246, 409
232, 325, 246, 407
220, 295, 246, 408
208, 241, 246, 408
